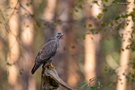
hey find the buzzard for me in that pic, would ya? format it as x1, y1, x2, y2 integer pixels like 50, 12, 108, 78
31, 32, 63, 74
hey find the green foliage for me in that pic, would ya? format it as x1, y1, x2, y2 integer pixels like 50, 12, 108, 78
79, 79, 102, 90
89, 87, 95, 90
80, 82, 88, 90
102, 0, 108, 3
97, 13, 104, 19
130, 9, 135, 22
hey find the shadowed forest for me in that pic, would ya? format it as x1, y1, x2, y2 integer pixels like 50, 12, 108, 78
0, 0, 135, 90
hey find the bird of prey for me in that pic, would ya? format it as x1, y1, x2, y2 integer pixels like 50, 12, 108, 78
31, 32, 63, 74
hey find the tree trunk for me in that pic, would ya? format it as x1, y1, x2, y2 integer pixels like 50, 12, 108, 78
43, 0, 57, 40
65, 1, 79, 87
42, 0, 57, 89
54, 0, 79, 89
7, 0, 20, 90
116, 0, 134, 90
84, 0, 101, 85
67, 30, 79, 88
19, 0, 35, 90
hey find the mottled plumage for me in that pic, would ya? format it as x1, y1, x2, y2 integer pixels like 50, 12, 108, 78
31, 32, 63, 74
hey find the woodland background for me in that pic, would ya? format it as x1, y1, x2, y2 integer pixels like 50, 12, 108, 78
0, 0, 135, 90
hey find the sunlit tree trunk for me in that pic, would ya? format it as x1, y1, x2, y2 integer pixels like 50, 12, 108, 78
116, 0, 134, 90
0, 39, 3, 80
0, 0, 6, 69
84, 0, 101, 84
7, 0, 20, 90
0, 40, 3, 62
20, 0, 35, 90
65, 1, 79, 88
67, 32, 79, 88
43, 0, 57, 40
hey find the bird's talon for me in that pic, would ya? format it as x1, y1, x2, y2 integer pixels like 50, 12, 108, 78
47, 63, 55, 69
50, 63, 54, 68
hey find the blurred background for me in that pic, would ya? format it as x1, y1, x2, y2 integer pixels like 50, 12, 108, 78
0, 0, 135, 90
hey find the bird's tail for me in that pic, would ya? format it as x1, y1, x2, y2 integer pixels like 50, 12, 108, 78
31, 63, 41, 74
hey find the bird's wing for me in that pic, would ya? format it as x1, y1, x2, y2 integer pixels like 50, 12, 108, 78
36, 40, 57, 62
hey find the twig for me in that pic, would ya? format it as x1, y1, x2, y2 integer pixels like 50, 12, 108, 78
6, 0, 19, 24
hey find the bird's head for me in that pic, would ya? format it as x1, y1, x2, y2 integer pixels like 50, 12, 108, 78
55, 32, 63, 39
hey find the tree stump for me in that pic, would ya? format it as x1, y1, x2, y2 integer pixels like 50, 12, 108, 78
41, 64, 75, 90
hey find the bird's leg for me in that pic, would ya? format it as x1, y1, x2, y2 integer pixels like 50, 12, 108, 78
42, 63, 46, 69
42, 63, 46, 76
